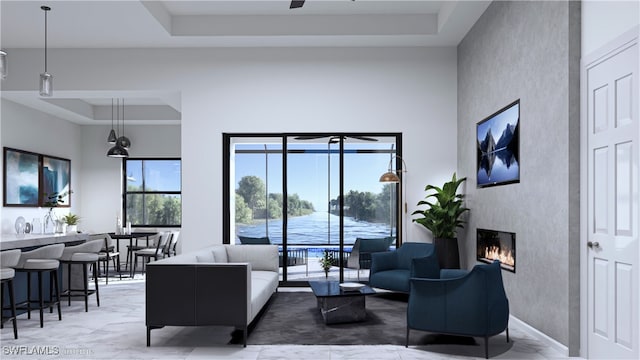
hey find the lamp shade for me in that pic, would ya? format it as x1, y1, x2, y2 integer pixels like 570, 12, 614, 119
117, 135, 131, 149
107, 144, 129, 158
107, 128, 117, 144
0, 50, 7, 80
379, 171, 401, 183
39, 72, 53, 97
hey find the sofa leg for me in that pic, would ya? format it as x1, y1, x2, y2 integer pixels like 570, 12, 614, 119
506, 327, 509, 342
405, 328, 409, 348
146, 325, 164, 347
243, 326, 247, 347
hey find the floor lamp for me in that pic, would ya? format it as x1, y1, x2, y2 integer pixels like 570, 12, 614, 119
379, 154, 408, 243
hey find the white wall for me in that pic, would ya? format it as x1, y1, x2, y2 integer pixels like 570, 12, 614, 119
1, 47, 458, 252
79, 124, 181, 234
0, 99, 82, 236
582, 0, 640, 57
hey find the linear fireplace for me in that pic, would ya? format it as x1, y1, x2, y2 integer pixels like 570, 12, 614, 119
476, 228, 516, 273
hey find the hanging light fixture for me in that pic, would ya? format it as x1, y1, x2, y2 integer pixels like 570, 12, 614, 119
0, 50, 7, 80
117, 98, 131, 149
107, 98, 117, 144
107, 98, 129, 158
39, 5, 53, 97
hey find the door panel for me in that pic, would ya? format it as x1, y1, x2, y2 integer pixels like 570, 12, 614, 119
586, 41, 639, 359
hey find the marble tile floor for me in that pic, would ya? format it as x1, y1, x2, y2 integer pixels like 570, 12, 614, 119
1, 280, 575, 360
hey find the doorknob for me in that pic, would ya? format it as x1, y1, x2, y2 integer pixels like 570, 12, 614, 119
587, 241, 600, 249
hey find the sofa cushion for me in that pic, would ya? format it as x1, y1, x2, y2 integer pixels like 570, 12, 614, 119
211, 245, 228, 263
196, 252, 215, 263
226, 245, 278, 272
249, 270, 279, 322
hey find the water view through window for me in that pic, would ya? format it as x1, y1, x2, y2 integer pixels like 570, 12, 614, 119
227, 134, 402, 283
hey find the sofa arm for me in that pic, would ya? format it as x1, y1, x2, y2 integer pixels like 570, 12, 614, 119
370, 251, 397, 274
146, 263, 251, 327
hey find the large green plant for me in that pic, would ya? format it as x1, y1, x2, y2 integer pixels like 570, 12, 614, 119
412, 173, 469, 239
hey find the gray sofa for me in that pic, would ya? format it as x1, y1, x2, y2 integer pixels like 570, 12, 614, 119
145, 244, 279, 347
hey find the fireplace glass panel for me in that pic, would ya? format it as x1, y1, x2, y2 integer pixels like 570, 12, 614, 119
476, 228, 516, 272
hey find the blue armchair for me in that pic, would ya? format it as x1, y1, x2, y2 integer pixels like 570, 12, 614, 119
369, 242, 439, 292
406, 261, 510, 359
346, 237, 394, 280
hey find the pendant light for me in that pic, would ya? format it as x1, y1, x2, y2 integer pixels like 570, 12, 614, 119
0, 49, 7, 80
117, 98, 131, 149
107, 99, 117, 144
39, 6, 53, 97
107, 99, 129, 158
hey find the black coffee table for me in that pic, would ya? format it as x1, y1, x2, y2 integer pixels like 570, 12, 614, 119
308, 281, 376, 324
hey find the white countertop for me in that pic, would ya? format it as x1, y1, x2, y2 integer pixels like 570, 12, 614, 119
0, 232, 90, 250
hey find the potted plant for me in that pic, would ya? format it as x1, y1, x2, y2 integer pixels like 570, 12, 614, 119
412, 173, 469, 269
319, 250, 334, 279
62, 213, 80, 233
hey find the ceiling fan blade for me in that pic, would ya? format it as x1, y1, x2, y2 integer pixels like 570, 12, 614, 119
349, 136, 379, 142
290, 0, 305, 9
294, 135, 325, 140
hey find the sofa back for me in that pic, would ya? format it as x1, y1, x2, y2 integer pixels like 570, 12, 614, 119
153, 244, 279, 272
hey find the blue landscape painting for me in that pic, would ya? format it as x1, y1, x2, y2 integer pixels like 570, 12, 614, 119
477, 101, 520, 187
42, 156, 71, 206
4, 148, 39, 206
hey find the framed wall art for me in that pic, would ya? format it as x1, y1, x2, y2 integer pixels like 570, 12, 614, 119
477, 99, 520, 188
41, 155, 71, 207
3, 147, 41, 207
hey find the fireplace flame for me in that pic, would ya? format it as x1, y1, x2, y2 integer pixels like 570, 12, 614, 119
484, 246, 515, 267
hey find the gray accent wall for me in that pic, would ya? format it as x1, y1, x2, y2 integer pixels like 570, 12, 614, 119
457, 1, 580, 353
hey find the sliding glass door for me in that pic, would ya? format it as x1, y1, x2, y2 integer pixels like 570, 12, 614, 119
224, 133, 401, 285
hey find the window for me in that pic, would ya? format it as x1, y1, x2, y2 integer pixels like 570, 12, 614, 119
223, 133, 403, 284
124, 158, 181, 227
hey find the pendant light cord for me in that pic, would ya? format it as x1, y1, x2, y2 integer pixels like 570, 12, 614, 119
41, 6, 50, 73
122, 98, 125, 138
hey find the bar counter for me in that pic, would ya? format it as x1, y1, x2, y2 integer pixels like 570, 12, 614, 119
0, 233, 90, 251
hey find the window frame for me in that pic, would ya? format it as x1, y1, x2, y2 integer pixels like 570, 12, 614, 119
123, 157, 182, 228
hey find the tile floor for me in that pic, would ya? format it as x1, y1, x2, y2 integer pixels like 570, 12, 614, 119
1, 278, 574, 360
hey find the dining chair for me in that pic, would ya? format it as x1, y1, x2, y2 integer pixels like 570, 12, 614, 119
96, 233, 121, 284
132, 232, 171, 277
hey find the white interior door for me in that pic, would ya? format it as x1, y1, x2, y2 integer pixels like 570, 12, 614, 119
586, 39, 639, 358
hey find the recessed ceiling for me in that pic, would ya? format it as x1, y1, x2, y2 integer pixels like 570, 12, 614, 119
0, 1, 491, 125
1, 0, 491, 48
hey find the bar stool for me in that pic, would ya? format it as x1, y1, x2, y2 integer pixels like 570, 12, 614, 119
59, 240, 102, 312
1, 249, 21, 339
15, 244, 64, 328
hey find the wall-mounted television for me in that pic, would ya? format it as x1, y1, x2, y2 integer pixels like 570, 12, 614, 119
477, 100, 520, 188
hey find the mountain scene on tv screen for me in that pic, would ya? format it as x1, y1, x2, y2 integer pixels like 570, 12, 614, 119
477, 104, 520, 186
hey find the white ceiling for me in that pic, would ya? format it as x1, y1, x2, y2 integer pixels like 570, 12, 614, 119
0, 0, 491, 124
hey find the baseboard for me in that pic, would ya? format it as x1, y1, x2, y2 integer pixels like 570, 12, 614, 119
509, 315, 569, 357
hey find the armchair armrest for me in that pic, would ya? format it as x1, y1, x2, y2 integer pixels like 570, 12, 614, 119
370, 251, 397, 273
